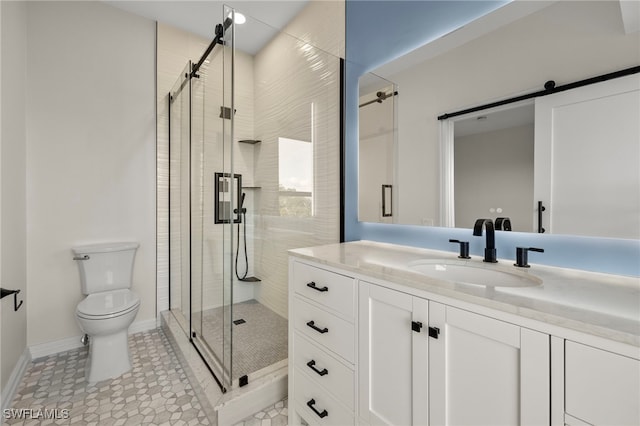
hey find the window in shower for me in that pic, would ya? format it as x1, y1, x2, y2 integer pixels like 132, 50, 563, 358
278, 137, 313, 217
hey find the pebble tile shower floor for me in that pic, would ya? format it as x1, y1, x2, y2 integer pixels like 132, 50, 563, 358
6, 329, 212, 425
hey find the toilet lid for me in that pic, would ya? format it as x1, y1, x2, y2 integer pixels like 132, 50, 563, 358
77, 289, 140, 317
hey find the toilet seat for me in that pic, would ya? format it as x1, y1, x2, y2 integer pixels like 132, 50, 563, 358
76, 289, 140, 319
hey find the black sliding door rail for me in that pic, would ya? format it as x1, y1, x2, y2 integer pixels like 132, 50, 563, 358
169, 19, 232, 103
437, 66, 640, 120
191, 18, 231, 77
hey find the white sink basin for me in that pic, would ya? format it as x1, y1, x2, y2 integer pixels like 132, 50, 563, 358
408, 260, 542, 287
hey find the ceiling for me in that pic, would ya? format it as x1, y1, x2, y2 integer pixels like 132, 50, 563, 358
103, 0, 309, 55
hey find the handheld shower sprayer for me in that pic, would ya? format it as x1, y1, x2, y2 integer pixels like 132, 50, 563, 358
235, 191, 260, 282
233, 192, 247, 215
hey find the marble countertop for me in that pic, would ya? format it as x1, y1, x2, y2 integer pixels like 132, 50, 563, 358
290, 241, 640, 347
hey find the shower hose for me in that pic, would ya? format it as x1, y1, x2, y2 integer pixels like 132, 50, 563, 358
235, 206, 250, 281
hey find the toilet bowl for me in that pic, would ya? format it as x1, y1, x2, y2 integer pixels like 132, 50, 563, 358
76, 289, 140, 383
72, 242, 140, 383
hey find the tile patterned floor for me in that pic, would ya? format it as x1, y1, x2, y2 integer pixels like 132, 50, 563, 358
233, 398, 288, 426
5, 329, 211, 426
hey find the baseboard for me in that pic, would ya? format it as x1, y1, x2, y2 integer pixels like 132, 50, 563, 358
29, 318, 159, 360
128, 318, 158, 335
29, 335, 84, 360
1, 347, 31, 412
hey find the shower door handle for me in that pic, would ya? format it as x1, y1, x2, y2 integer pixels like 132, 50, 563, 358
306, 321, 328, 334
306, 360, 328, 376
306, 282, 328, 292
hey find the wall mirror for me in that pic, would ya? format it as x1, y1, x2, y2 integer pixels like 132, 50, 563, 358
358, 0, 639, 239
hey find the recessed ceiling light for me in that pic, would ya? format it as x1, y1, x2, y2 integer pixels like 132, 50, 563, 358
228, 12, 246, 25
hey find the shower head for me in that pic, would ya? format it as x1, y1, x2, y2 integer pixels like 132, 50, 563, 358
240, 192, 246, 208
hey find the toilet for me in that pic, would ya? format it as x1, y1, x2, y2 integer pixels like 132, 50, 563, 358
73, 242, 140, 383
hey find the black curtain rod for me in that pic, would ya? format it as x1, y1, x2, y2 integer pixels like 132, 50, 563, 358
437, 66, 640, 120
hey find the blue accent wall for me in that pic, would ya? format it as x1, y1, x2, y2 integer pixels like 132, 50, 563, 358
344, 1, 640, 276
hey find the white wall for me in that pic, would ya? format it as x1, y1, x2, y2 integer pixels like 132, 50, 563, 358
0, 0, 27, 401
26, 1, 156, 346
390, 0, 640, 225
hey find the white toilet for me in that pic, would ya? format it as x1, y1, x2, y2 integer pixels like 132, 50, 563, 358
73, 242, 140, 383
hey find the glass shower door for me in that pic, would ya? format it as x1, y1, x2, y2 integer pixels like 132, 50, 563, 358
220, 5, 236, 386
169, 62, 192, 332
189, 7, 236, 390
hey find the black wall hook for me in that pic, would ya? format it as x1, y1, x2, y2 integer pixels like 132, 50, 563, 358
0, 288, 24, 311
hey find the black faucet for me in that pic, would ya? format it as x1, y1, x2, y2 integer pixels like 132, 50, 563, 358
495, 217, 512, 231
473, 219, 498, 263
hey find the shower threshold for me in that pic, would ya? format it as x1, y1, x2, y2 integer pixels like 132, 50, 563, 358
162, 311, 288, 425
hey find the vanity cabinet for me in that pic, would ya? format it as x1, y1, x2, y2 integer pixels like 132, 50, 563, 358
358, 281, 549, 426
289, 252, 638, 426
561, 341, 640, 426
289, 261, 357, 425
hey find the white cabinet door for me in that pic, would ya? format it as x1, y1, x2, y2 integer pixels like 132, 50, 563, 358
565, 341, 640, 426
429, 303, 550, 426
359, 283, 550, 426
534, 74, 640, 238
358, 282, 429, 426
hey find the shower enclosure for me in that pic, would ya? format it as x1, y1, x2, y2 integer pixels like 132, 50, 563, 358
167, 6, 342, 391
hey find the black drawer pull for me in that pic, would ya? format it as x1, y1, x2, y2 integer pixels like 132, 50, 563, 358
307, 360, 328, 376
306, 399, 328, 418
306, 320, 328, 334
306, 281, 328, 292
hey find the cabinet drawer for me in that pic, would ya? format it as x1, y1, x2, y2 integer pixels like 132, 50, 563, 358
565, 341, 640, 425
293, 297, 355, 363
293, 261, 355, 318
294, 367, 354, 426
294, 332, 355, 409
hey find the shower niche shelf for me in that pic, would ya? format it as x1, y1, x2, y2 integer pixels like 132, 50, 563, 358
238, 139, 262, 145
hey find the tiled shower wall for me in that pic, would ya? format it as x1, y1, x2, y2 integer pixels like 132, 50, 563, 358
248, 0, 345, 319
157, 23, 211, 315
252, 31, 342, 319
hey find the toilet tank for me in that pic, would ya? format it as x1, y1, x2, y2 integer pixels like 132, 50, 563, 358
72, 242, 139, 294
